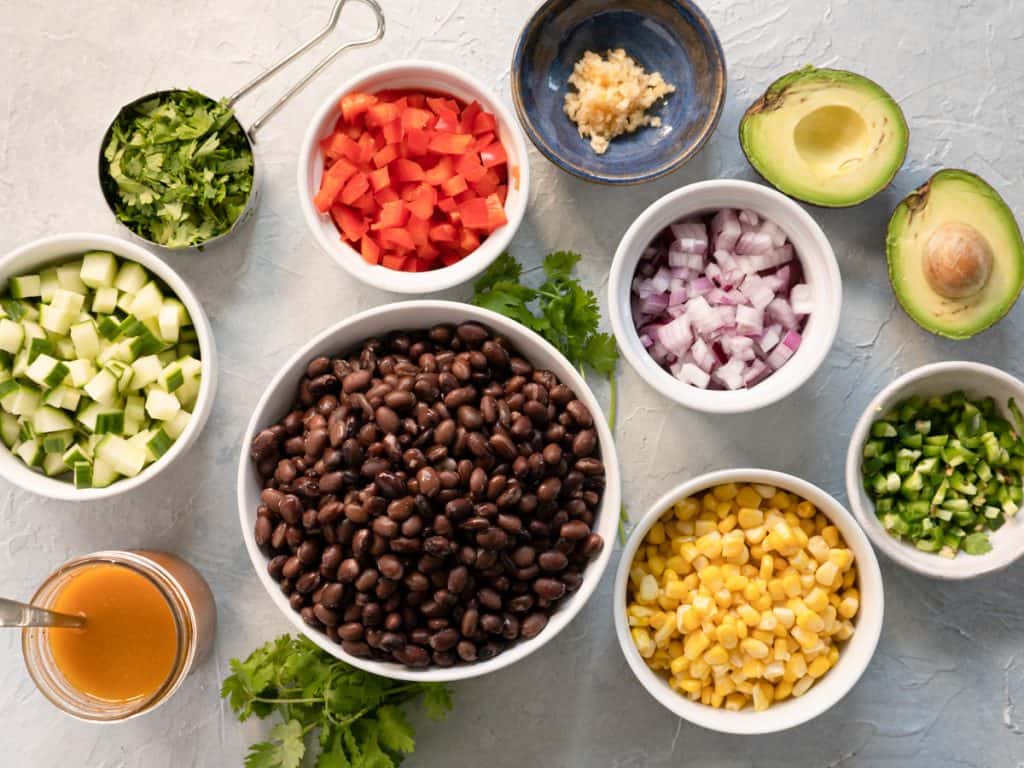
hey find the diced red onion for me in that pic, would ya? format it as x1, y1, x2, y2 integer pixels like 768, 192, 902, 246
710, 209, 741, 253
738, 209, 760, 227
677, 362, 711, 388
735, 231, 775, 255
767, 297, 799, 329
759, 323, 782, 354
690, 337, 716, 372
790, 283, 813, 315
739, 274, 775, 310
657, 314, 692, 354
735, 305, 764, 335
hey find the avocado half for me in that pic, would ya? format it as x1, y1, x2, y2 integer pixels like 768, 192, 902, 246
739, 66, 909, 207
887, 169, 1024, 340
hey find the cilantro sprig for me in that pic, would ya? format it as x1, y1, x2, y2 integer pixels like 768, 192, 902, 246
472, 251, 628, 541
221, 634, 452, 768
102, 89, 254, 248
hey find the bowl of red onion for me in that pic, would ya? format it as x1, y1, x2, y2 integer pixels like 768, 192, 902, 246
608, 179, 841, 413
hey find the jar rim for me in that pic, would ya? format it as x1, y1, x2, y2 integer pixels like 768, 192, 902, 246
21, 550, 198, 723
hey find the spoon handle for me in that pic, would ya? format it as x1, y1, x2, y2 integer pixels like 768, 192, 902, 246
0, 598, 85, 629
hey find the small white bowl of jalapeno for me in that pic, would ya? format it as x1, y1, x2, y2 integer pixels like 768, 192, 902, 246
846, 361, 1024, 579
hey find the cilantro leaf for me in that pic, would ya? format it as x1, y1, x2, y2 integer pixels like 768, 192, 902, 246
422, 684, 454, 720
473, 252, 522, 293
542, 250, 582, 281
244, 720, 305, 768
376, 706, 416, 754
583, 333, 619, 376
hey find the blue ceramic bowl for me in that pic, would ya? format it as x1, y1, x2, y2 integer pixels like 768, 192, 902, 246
511, 0, 726, 185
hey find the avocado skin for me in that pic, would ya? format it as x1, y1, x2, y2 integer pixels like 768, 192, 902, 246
739, 66, 909, 208
886, 169, 1024, 340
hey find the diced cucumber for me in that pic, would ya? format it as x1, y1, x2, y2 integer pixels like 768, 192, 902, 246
42, 430, 73, 454
129, 282, 164, 320
42, 452, 68, 477
92, 286, 119, 315
0, 319, 24, 353
4, 385, 41, 416
51, 288, 86, 315
9, 274, 41, 299
145, 389, 180, 421
26, 354, 69, 389
70, 321, 101, 359
83, 369, 119, 405
39, 304, 75, 335
127, 328, 165, 357
76, 400, 102, 432
66, 359, 96, 388
16, 438, 44, 467
162, 409, 191, 439
26, 336, 53, 363
11, 350, 29, 378
56, 261, 87, 293
94, 409, 125, 435
130, 355, 162, 388
39, 269, 58, 302
73, 461, 93, 488
160, 362, 185, 392
176, 342, 199, 358
125, 394, 145, 424
19, 420, 35, 442
97, 315, 121, 340
158, 299, 187, 342
44, 386, 83, 412
90, 458, 119, 488
122, 417, 141, 436
54, 337, 76, 360
0, 411, 19, 447
116, 291, 135, 314
113, 261, 148, 293
80, 251, 118, 288
63, 442, 91, 465
146, 428, 173, 459
32, 405, 75, 434
96, 435, 146, 477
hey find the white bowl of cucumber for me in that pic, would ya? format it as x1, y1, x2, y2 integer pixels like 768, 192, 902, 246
0, 233, 216, 500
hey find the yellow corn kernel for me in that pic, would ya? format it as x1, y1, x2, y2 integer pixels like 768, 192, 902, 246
785, 653, 807, 682
690, 658, 711, 680
773, 637, 791, 661
677, 605, 700, 634
775, 680, 793, 701
741, 656, 765, 679
698, 563, 724, 591
769, 491, 792, 510
794, 500, 816, 519
734, 679, 754, 695
734, 486, 760, 508
693, 593, 715, 617
722, 530, 746, 558
684, 630, 711, 660
751, 628, 775, 645
835, 620, 855, 641
694, 518, 717, 537
679, 541, 700, 563
647, 522, 666, 545
637, 574, 659, 603
827, 646, 840, 666
839, 593, 860, 619
718, 514, 738, 534
675, 498, 700, 520
704, 644, 730, 666
714, 588, 733, 608
654, 619, 675, 647
768, 578, 787, 602
649, 611, 669, 630
821, 525, 840, 547
815, 561, 839, 586
757, 611, 778, 632
669, 656, 690, 676
796, 609, 824, 633
665, 580, 688, 600
740, 637, 770, 659
715, 622, 739, 649
799, 519, 817, 536
714, 676, 737, 697
772, 606, 796, 629
842, 569, 857, 589
632, 628, 655, 658
752, 681, 774, 711
737, 603, 761, 626
724, 693, 747, 711
807, 536, 830, 562
648, 554, 666, 578
804, 587, 830, 614
713, 483, 739, 501
665, 555, 689, 575
744, 526, 768, 546
679, 677, 703, 694
793, 675, 815, 697
829, 548, 854, 571
702, 492, 718, 512
696, 531, 724, 560
782, 571, 802, 598
807, 655, 832, 678
791, 625, 819, 650
709, 690, 725, 709
789, 549, 812, 573
720, 570, 746, 592
680, 573, 700, 592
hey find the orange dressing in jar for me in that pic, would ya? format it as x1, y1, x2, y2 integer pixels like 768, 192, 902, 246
47, 563, 178, 702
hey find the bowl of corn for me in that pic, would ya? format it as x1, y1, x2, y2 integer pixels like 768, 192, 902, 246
613, 469, 883, 734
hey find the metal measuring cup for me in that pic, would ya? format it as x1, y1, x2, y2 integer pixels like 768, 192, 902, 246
98, 0, 385, 252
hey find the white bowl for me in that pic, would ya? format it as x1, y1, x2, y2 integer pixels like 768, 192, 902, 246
0, 233, 217, 501
614, 468, 884, 734
237, 300, 621, 682
608, 180, 842, 414
846, 361, 1024, 579
298, 60, 531, 294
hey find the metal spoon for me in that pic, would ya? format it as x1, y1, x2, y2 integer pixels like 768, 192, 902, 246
98, 0, 386, 251
0, 598, 85, 629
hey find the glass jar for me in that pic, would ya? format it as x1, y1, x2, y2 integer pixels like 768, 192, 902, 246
21, 550, 216, 722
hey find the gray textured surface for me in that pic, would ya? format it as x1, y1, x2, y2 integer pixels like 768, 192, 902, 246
1, 0, 1023, 765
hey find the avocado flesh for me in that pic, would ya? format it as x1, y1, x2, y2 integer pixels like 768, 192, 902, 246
887, 169, 1024, 340
740, 67, 908, 207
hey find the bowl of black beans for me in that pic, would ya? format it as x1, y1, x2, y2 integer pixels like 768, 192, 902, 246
238, 300, 621, 681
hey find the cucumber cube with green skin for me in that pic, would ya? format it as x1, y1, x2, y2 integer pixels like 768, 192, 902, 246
0, 378, 18, 398
96, 435, 146, 477
96, 315, 122, 340
44, 386, 83, 412
51, 288, 86, 315
5, 385, 41, 416
83, 368, 119, 405
76, 401, 102, 432
9, 274, 41, 299
42, 430, 73, 454
130, 355, 162, 388
116, 291, 135, 314
162, 409, 190, 439
92, 287, 119, 315
94, 410, 125, 435
11, 350, 29, 378
55, 261, 87, 293
73, 461, 93, 488
70, 321, 101, 360
117, 314, 145, 337
128, 329, 165, 357
176, 342, 199, 359
125, 394, 145, 424
63, 442, 92, 465
129, 282, 164, 320
39, 304, 76, 335
32, 405, 75, 433
113, 261, 148, 294
26, 354, 69, 389
39, 269, 58, 302
0, 319, 24, 353
122, 417, 141, 437
79, 251, 118, 288
0, 412, 20, 447
158, 299, 188, 342
145, 389, 180, 421
54, 337, 76, 360
146, 428, 173, 459
180, 326, 198, 341
90, 458, 119, 487
26, 336, 54, 363
0, 352, 10, 373
16, 438, 44, 467
66, 359, 96, 388
19, 420, 34, 442
157, 349, 176, 365
160, 362, 185, 392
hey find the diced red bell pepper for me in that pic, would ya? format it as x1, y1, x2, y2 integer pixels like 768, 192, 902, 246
372, 143, 400, 169
484, 193, 508, 230
357, 132, 376, 164
429, 223, 457, 244
375, 186, 400, 205
352, 190, 378, 216
340, 92, 378, 122
360, 233, 381, 264
479, 142, 507, 168
460, 100, 483, 134
427, 96, 461, 116
379, 228, 416, 251
473, 132, 495, 152
339, 171, 370, 206
406, 215, 431, 246
381, 253, 408, 271
496, 184, 508, 205
368, 166, 391, 192
381, 118, 404, 144
455, 151, 487, 183
441, 174, 468, 197
313, 157, 357, 212
457, 197, 490, 230
372, 200, 409, 230
458, 227, 480, 253
438, 197, 458, 214
433, 107, 460, 134
404, 128, 431, 157
429, 132, 474, 155
365, 101, 402, 128
473, 110, 498, 135
331, 205, 368, 242
407, 183, 437, 220
416, 242, 440, 262
472, 168, 501, 197
390, 158, 425, 183
321, 132, 361, 163
423, 156, 455, 186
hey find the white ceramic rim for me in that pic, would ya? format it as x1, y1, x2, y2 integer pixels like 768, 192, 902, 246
614, 468, 884, 734
0, 233, 217, 501
297, 60, 531, 294
608, 180, 842, 414
237, 300, 621, 682
845, 360, 1024, 579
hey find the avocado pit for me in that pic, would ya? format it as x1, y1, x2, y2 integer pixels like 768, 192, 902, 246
923, 221, 993, 299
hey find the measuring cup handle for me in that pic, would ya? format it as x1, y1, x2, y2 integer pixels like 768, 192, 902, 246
229, 0, 386, 138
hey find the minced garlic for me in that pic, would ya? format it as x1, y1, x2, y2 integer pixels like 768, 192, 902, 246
563, 49, 676, 155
